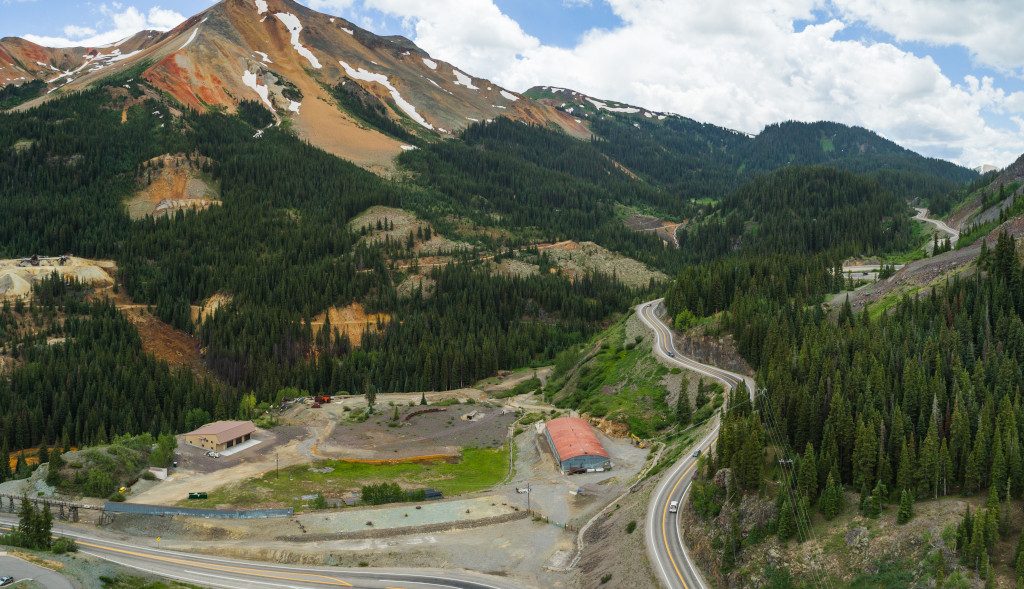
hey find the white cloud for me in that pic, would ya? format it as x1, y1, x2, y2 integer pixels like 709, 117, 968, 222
362, 0, 540, 75
832, 0, 1024, 74
364, 0, 1024, 167
23, 5, 186, 48
62, 25, 97, 39
305, 0, 357, 12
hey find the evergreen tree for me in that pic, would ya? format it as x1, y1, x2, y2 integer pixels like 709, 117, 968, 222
797, 443, 818, 501
0, 443, 10, 483
896, 439, 915, 492
852, 419, 877, 491
896, 489, 914, 524
676, 388, 692, 427
917, 420, 939, 499
819, 472, 844, 520
45, 448, 64, 487
777, 497, 795, 541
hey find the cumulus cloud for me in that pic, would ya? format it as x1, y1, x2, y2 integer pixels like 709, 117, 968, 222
305, 0, 357, 12
23, 5, 186, 48
833, 0, 1024, 74
362, 0, 540, 76
363, 0, 1024, 167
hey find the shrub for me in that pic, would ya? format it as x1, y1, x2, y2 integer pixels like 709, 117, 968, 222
626, 521, 637, 534
51, 537, 78, 554
83, 470, 117, 498
310, 493, 328, 510
108, 491, 126, 503
600, 573, 613, 584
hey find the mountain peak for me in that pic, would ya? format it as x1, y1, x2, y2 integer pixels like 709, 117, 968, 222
1, 0, 586, 172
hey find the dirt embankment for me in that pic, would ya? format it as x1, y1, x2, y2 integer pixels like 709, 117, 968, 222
575, 477, 659, 589
190, 292, 233, 324
126, 153, 220, 220
624, 214, 685, 248
310, 302, 391, 348
539, 240, 668, 289
349, 206, 471, 256
119, 305, 214, 380
0, 257, 115, 301
833, 214, 1024, 314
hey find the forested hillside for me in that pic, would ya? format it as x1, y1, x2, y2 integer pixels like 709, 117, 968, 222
676, 166, 916, 263
526, 87, 976, 207
399, 118, 685, 271
0, 32, 982, 474
0, 77, 649, 454
670, 193, 1024, 583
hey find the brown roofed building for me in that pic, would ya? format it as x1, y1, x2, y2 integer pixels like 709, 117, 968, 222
184, 420, 256, 451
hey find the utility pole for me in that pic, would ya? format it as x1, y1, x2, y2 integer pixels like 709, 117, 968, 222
276, 452, 279, 478
526, 482, 532, 513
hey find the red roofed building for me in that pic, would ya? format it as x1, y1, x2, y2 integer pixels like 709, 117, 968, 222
543, 416, 611, 473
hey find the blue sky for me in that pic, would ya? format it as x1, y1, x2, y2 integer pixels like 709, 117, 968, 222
3, 0, 1022, 167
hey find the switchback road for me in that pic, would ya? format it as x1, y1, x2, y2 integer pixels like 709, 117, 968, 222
637, 300, 755, 589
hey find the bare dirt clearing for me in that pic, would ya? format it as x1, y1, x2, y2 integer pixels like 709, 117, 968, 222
310, 302, 391, 347
126, 154, 220, 220
190, 292, 233, 324
539, 241, 668, 289
316, 403, 516, 461
349, 206, 471, 255
624, 214, 685, 248
0, 257, 114, 300
120, 306, 213, 379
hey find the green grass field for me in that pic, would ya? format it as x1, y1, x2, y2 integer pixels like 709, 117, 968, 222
183, 447, 510, 511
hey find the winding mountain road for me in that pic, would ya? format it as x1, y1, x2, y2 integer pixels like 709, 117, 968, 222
637, 300, 755, 589
0, 516, 525, 589
913, 207, 960, 246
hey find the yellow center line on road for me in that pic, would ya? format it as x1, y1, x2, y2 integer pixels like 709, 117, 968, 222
661, 458, 699, 589
78, 541, 353, 587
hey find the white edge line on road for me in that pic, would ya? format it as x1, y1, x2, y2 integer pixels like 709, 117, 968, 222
637, 300, 753, 589
0, 520, 515, 589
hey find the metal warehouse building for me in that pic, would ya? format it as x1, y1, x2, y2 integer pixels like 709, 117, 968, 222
543, 416, 611, 473
184, 420, 256, 452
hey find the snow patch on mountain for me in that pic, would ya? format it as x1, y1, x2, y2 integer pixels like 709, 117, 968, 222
585, 97, 639, 114
500, 90, 518, 101
422, 58, 437, 70
339, 60, 433, 130
255, 0, 268, 14
180, 27, 200, 50
274, 13, 321, 69
242, 69, 273, 111
452, 69, 477, 90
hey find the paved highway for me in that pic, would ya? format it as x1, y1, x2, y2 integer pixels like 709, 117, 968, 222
0, 516, 525, 589
637, 300, 755, 589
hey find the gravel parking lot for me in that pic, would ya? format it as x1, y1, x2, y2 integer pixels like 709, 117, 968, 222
505, 427, 650, 527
